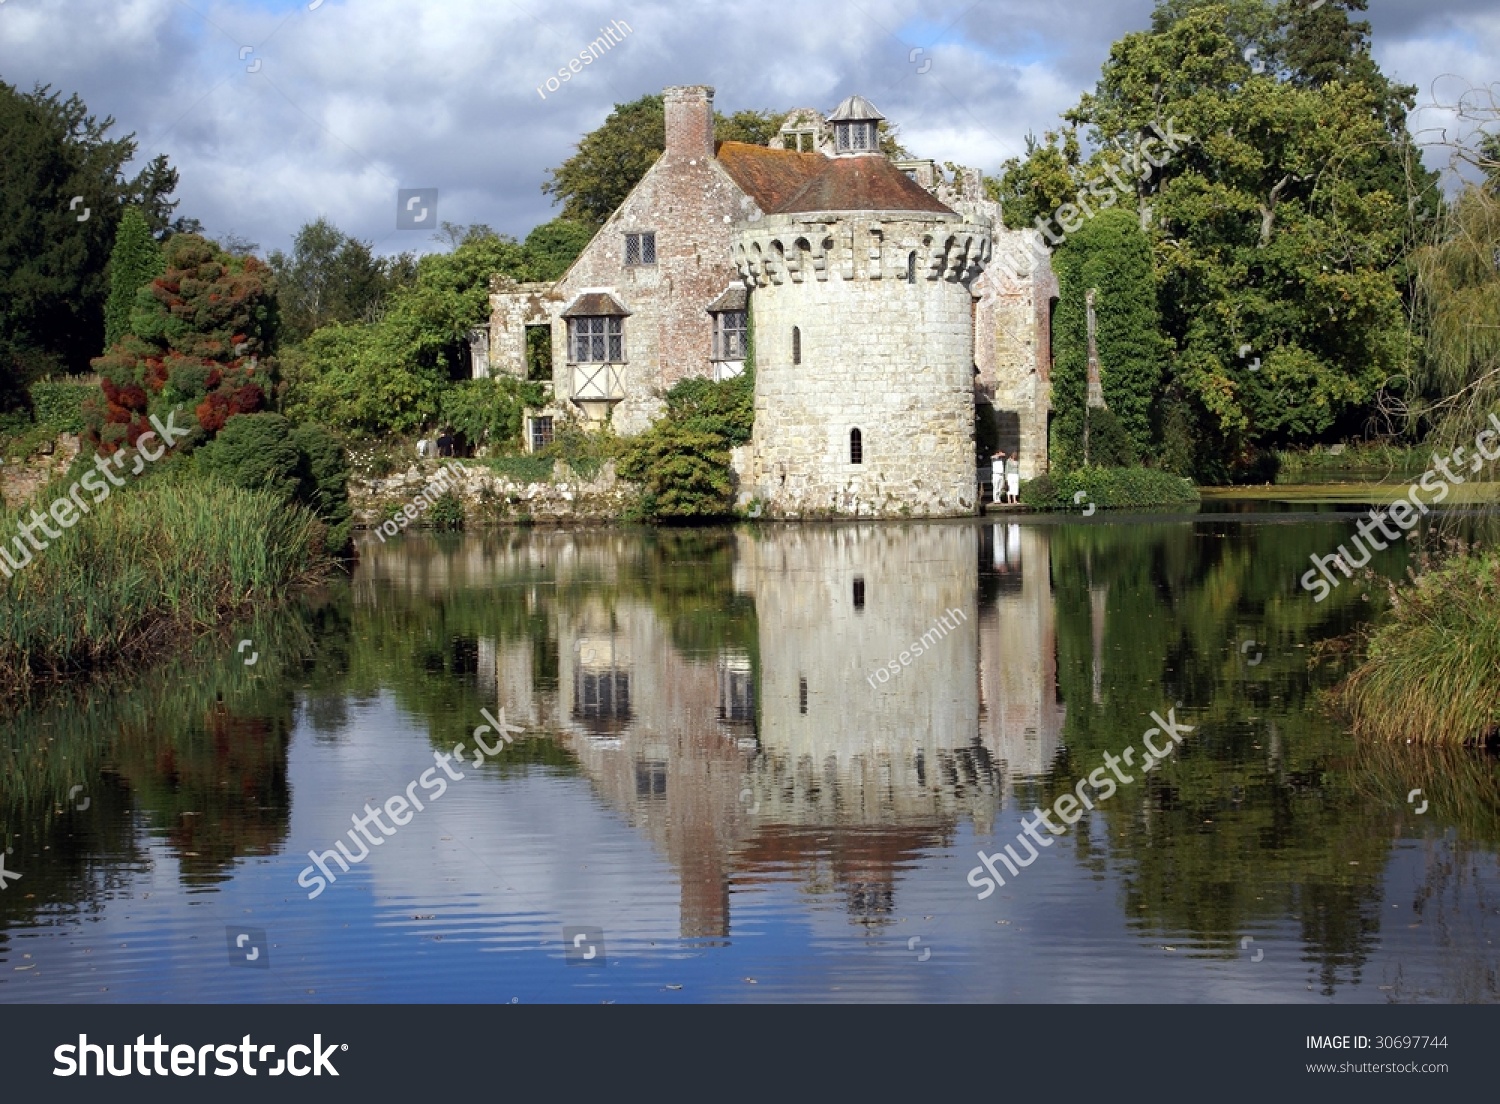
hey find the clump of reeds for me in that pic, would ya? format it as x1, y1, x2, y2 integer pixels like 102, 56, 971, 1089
1334, 549, 1500, 744
0, 477, 332, 699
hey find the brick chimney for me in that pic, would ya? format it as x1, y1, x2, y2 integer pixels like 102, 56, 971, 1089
664, 85, 715, 160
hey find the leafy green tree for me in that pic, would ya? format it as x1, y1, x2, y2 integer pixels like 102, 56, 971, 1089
543, 95, 793, 229
279, 322, 441, 439
717, 108, 783, 146
1051, 209, 1164, 466
999, 2, 1425, 477
104, 207, 164, 349
1410, 177, 1500, 439
383, 229, 530, 378
544, 94, 668, 228
267, 218, 396, 344
522, 217, 594, 280
0, 81, 187, 391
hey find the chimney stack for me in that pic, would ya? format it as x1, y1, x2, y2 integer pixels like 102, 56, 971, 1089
664, 85, 715, 160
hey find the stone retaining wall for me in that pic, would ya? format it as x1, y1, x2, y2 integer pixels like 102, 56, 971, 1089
350, 460, 636, 528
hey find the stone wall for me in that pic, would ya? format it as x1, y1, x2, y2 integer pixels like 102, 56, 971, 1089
735, 212, 990, 518
491, 85, 761, 437
349, 460, 635, 530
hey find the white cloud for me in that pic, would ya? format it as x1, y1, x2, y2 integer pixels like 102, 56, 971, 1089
0, 0, 1493, 254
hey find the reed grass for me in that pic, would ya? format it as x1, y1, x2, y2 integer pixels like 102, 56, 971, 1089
0, 476, 333, 699
1333, 551, 1500, 744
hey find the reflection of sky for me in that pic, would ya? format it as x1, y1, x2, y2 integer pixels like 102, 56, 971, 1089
6, 678, 1497, 1003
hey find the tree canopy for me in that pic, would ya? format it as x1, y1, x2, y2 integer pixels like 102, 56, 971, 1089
0, 81, 189, 395
995, 0, 1434, 478
267, 218, 407, 345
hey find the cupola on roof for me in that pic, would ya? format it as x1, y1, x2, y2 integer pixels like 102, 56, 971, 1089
828, 95, 885, 122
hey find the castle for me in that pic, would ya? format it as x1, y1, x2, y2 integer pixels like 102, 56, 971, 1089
480, 85, 1056, 518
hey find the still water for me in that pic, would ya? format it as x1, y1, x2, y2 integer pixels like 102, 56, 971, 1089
3, 509, 1499, 1003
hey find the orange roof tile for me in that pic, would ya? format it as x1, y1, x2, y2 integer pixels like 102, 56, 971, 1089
777, 156, 955, 216
716, 140, 955, 218
715, 141, 827, 213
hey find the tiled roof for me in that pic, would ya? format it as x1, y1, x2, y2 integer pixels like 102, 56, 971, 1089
775, 156, 955, 216
705, 284, 748, 312
716, 141, 827, 213
716, 140, 956, 217
561, 291, 630, 317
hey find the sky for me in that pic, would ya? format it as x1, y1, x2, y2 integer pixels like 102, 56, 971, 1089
0, 0, 1495, 257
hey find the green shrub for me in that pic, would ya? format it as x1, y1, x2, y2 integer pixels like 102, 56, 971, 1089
438, 377, 547, 449
481, 454, 555, 482
618, 423, 734, 521
545, 421, 618, 481
1334, 552, 1500, 745
289, 422, 353, 552
426, 491, 466, 530
197, 412, 304, 500
663, 370, 754, 446
1019, 466, 1200, 511
196, 413, 353, 552
29, 379, 92, 434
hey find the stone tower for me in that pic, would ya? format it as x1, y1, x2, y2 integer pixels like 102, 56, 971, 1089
733, 96, 991, 519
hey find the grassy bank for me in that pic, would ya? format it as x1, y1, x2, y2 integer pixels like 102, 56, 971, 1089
1272, 442, 1426, 484
1333, 551, 1500, 744
0, 476, 334, 701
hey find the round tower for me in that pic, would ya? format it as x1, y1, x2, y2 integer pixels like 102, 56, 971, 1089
733, 97, 991, 518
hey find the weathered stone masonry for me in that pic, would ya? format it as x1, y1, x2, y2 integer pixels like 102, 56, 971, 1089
485, 84, 1057, 516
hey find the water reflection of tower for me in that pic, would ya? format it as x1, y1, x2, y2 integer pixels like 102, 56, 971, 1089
977, 523, 1065, 778
735, 525, 997, 926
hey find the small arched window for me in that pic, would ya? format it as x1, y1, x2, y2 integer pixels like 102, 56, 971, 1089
906, 251, 917, 284
850, 428, 863, 465
792, 326, 801, 365
853, 576, 865, 610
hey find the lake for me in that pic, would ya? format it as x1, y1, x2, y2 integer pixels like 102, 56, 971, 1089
3, 504, 1498, 1003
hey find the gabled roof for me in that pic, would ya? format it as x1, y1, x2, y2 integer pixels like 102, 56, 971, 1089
562, 291, 630, 317
716, 141, 827, 213
716, 140, 955, 217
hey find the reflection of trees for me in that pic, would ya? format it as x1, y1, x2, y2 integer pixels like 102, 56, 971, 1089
1042, 518, 1417, 991
1, 604, 325, 935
